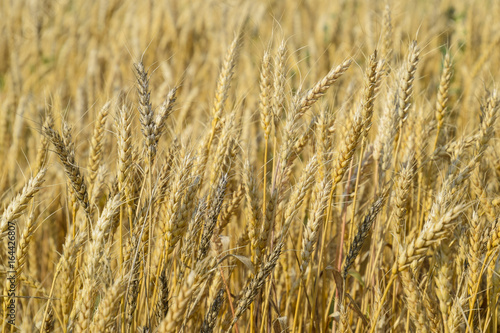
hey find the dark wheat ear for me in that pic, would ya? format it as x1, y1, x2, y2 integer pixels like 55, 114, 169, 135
44, 126, 91, 220
155, 269, 170, 322
201, 289, 225, 333
342, 187, 390, 279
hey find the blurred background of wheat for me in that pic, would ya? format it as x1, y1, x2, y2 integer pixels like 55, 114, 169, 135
1, 0, 500, 332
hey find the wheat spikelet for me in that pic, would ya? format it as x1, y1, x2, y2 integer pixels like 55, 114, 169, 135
209, 33, 242, 144
14, 209, 37, 280
0, 169, 46, 237
279, 156, 318, 237
397, 192, 466, 272
342, 188, 389, 278
178, 199, 207, 281
361, 50, 379, 139
259, 50, 273, 139
434, 53, 452, 145
90, 276, 127, 331
157, 264, 207, 332
243, 159, 262, 256
116, 104, 133, 190
475, 89, 499, 155
299, 178, 331, 279
297, 59, 352, 116
381, 4, 393, 63
398, 41, 420, 129
331, 107, 364, 186
56, 233, 85, 328
434, 244, 453, 327
154, 87, 177, 145
316, 108, 334, 177
228, 241, 284, 332
400, 269, 430, 332
34, 111, 54, 174
73, 195, 121, 331
44, 126, 91, 219
135, 61, 157, 164
87, 101, 110, 193
391, 158, 414, 242
42, 304, 54, 333
155, 269, 169, 322
198, 175, 227, 261
218, 183, 244, 232
467, 210, 486, 322
201, 288, 225, 333
272, 40, 287, 128
72, 280, 94, 332
163, 154, 195, 254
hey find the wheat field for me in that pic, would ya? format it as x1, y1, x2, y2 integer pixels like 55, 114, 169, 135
1, 0, 500, 332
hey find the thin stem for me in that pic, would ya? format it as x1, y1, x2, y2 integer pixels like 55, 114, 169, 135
71, 206, 76, 239
119, 206, 124, 272
263, 137, 268, 223
292, 283, 304, 333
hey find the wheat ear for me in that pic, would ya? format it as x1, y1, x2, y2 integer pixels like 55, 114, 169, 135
342, 188, 389, 279
0, 169, 46, 237
88, 101, 110, 194
44, 126, 91, 220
